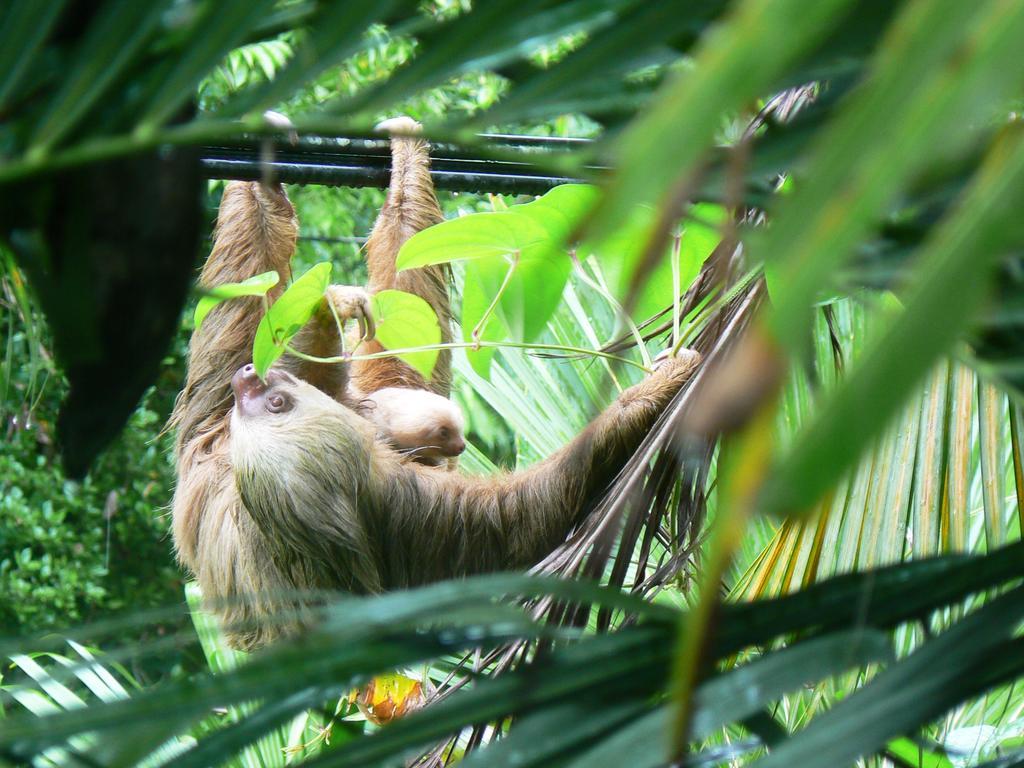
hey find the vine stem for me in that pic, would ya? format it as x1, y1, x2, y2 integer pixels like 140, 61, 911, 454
282, 339, 651, 373
326, 294, 349, 356
471, 251, 519, 345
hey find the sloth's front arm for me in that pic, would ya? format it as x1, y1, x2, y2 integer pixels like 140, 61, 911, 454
230, 353, 700, 594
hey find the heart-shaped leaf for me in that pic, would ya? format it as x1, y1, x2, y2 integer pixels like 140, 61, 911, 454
193, 270, 280, 330
252, 262, 332, 378
395, 211, 547, 269
371, 289, 442, 379
516, 183, 601, 245
400, 186, 599, 371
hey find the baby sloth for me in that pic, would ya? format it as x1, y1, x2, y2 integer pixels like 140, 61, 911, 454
357, 387, 466, 468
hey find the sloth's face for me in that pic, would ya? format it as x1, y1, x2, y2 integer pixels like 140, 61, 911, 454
403, 414, 465, 460
229, 363, 360, 450
228, 365, 372, 572
229, 364, 370, 512
231, 364, 298, 419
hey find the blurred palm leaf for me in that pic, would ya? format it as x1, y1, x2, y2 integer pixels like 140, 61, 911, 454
3, 0, 1024, 765
184, 584, 328, 767
2, 0, 1023, 473
3, 549, 1024, 766
0, 640, 192, 767
734, 312, 1024, 601
727, 300, 1024, 758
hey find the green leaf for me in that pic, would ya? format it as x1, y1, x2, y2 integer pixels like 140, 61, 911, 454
885, 737, 954, 768
564, 630, 892, 768
134, 0, 276, 133
582, 201, 724, 321
0, 0, 66, 112
458, 233, 570, 354
978, 380, 1007, 549
466, 1, 713, 129
170, 689, 335, 768
585, 0, 856, 246
396, 211, 548, 270
397, 186, 597, 274
759, 127, 1024, 518
28, 0, 173, 156
461, 259, 511, 379
752, 586, 1024, 768
484, 188, 592, 338
326, 0, 620, 122
516, 184, 602, 244
499, 246, 570, 343
402, 202, 573, 350
9, 654, 85, 711
221, 0, 415, 118
678, 204, 726, 273
370, 289, 442, 380
460, 700, 649, 768
759, 1, 1024, 349
2, 550, 1023, 765
252, 262, 332, 378
323, 625, 669, 767
193, 270, 279, 330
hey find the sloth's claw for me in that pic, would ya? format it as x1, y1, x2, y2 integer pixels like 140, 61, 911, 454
374, 116, 422, 135
263, 110, 298, 144
326, 286, 376, 342
652, 347, 701, 377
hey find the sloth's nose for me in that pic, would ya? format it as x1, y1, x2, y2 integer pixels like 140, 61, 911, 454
231, 364, 265, 399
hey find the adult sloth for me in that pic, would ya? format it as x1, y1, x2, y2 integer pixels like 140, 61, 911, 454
170, 119, 700, 649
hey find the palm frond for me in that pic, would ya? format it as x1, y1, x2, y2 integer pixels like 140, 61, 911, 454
3, 548, 1024, 766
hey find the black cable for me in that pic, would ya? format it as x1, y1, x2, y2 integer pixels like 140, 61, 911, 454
200, 133, 597, 194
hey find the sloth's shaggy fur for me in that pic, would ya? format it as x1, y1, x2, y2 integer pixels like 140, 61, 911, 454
169, 127, 700, 649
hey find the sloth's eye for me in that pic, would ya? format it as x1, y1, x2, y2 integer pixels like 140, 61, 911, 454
439, 426, 450, 439
266, 393, 287, 413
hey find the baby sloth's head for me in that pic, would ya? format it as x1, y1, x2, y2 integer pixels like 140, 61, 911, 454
358, 387, 466, 464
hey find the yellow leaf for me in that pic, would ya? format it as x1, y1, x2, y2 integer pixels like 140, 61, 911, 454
357, 673, 424, 725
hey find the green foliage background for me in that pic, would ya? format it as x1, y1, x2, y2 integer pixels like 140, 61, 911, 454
0, 18, 542, 639
0, 295, 183, 639
3, 1, 1024, 765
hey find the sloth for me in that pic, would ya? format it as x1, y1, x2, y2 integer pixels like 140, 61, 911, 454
170, 119, 701, 649
355, 386, 466, 469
